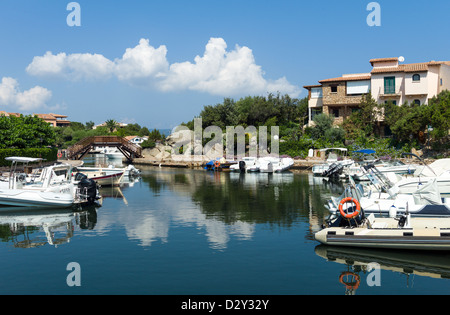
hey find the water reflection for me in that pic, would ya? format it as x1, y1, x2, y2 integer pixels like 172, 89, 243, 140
134, 168, 339, 249
315, 245, 450, 294
0, 206, 98, 248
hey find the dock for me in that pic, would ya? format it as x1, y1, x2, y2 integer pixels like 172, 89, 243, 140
129, 157, 324, 170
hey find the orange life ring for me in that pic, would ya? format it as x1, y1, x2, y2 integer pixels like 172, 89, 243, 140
58, 152, 63, 158
214, 160, 221, 168
339, 272, 361, 290
338, 197, 361, 219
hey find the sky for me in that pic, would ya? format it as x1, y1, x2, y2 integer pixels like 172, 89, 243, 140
0, 0, 449, 129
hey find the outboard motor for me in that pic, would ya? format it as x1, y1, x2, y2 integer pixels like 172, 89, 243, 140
78, 177, 98, 204
239, 161, 246, 173
74, 172, 87, 181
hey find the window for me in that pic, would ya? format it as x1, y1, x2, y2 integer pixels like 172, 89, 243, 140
331, 85, 338, 93
414, 99, 421, 106
441, 78, 443, 86
384, 77, 396, 94
311, 87, 323, 98
346, 80, 371, 95
332, 108, 339, 118
412, 74, 420, 82
384, 100, 397, 105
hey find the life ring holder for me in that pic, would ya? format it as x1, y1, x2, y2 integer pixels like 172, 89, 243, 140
338, 197, 361, 219
214, 160, 221, 168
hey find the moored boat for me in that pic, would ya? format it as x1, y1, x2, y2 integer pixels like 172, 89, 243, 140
0, 157, 100, 209
315, 212, 450, 250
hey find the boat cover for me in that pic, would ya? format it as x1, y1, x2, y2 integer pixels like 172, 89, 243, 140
412, 179, 442, 205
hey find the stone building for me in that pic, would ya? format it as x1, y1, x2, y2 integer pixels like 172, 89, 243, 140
304, 57, 450, 128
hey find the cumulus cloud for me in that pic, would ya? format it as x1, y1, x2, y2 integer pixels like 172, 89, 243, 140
0, 77, 52, 111
26, 37, 300, 97
26, 51, 114, 80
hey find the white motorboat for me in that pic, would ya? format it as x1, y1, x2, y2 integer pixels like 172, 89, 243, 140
0, 157, 99, 209
274, 157, 294, 172
230, 157, 259, 173
312, 148, 354, 178
317, 168, 450, 250
231, 157, 294, 173
346, 159, 417, 181
82, 170, 124, 186
258, 158, 274, 173
259, 157, 294, 173
76, 164, 140, 177
327, 178, 450, 217
99, 147, 124, 160
392, 158, 450, 194
315, 212, 450, 250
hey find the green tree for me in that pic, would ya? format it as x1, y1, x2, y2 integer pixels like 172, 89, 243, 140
105, 119, 118, 133
0, 115, 56, 149
427, 90, 450, 141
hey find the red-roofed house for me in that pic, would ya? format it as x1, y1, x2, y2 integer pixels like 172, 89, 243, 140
304, 57, 450, 127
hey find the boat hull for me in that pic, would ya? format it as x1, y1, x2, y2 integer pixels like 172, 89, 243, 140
315, 228, 450, 250
0, 189, 73, 209
88, 172, 123, 186
315, 216, 450, 250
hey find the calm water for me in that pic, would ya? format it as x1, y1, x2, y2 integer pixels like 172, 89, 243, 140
1, 164, 450, 295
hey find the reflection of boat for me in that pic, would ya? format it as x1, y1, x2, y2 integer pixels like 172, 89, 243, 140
0, 207, 98, 248
0, 157, 99, 209
312, 148, 354, 178
315, 245, 450, 281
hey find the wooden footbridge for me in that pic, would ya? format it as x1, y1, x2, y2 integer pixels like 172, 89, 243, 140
66, 136, 143, 161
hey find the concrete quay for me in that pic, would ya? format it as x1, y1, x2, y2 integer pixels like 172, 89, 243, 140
130, 156, 324, 170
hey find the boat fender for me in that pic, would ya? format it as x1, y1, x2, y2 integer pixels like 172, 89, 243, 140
389, 205, 397, 218
338, 197, 361, 219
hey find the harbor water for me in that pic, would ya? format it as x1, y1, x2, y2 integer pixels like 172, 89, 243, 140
1, 159, 450, 295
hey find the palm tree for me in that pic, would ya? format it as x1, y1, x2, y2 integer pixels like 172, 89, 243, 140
105, 119, 118, 133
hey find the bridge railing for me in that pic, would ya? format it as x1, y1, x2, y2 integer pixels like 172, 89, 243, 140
67, 136, 143, 159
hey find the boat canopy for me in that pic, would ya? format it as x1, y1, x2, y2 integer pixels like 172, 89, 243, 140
5, 157, 44, 163
354, 149, 376, 154
319, 148, 348, 152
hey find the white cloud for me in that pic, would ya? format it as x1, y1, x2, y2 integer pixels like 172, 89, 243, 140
26, 51, 114, 80
0, 77, 52, 111
26, 37, 301, 97
114, 38, 169, 82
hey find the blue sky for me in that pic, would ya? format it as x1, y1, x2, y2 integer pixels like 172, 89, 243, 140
0, 0, 449, 129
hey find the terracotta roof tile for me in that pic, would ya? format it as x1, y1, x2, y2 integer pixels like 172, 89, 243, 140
370, 57, 399, 65
371, 61, 449, 74
319, 75, 371, 83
